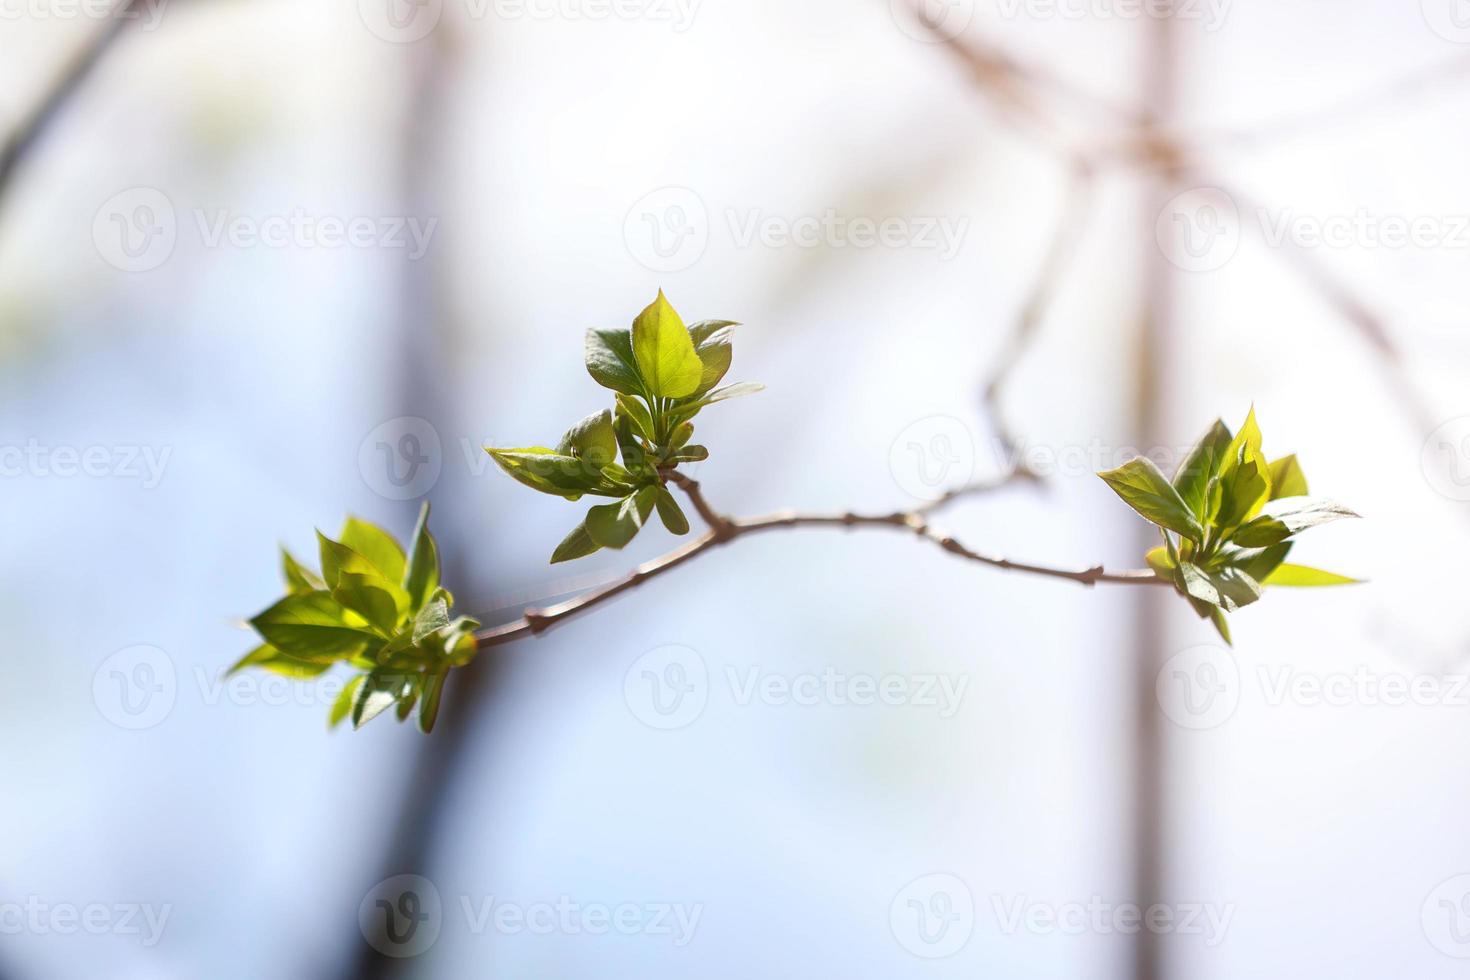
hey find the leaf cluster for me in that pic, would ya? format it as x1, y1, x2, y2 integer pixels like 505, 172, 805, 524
1098, 408, 1359, 644
231, 503, 478, 732
487, 290, 762, 563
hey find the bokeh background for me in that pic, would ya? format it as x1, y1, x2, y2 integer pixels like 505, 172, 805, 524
3, 0, 1470, 977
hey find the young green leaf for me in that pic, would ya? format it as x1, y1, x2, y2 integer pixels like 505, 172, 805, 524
282, 548, 324, 594
1231, 497, 1360, 548
630, 290, 703, 399
550, 522, 601, 564
585, 486, 658, 550
332, 571, 401, 635
585, 327, 645, 396
1267, 455, 1309, 500
249, 591, 380, 662
352, 668, 411, 729
687, 320, 737, 396
487, 447, 610, 499
557, 409, 619, 468
615, 393, 657, 444
1173, 419, 1232, 521
340, 517, 408, 584
411, 594, 451, 642
403, 501, 440, 612
330, 674, 366, 729
226, 644, 332, 680
1097, 457, 1205, 542
655, 486, 691, 535
1263, 564, 1361, 587
419, 667, 449, 734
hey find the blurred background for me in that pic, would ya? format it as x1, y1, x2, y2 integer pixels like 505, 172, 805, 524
3, 0, 1470, 977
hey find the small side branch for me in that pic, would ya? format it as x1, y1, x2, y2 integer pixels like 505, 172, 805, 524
474, 479, 1165, 651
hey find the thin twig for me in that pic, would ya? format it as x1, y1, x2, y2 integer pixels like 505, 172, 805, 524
0, 0, 142, 206
473, 475, 1166, 650
982, 157, 1098, 462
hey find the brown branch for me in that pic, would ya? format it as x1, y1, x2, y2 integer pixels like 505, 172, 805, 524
473, 474, 1166, 651
0, 0, 142, 206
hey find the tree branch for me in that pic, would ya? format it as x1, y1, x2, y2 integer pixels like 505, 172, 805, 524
0, 0, 142, 206
473, 473, 1165, 651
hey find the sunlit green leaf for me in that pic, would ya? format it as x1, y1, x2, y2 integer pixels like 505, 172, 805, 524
1232, 496, 1360, 548
584, 327, 644, 396
486, 447, 610, 499
631, 290, 704, 399
330, 675, 365, 729
1268, 454, 1309, 500
403, 502, 440, 612
1173, 419, 1231, 521
1097, 457, 1204, 542
332, 571, 400, 635
340, 517, 407, 585
655, 486, 690, 535
550, 521, 601, 564
282, 549, 324, 594
557, 409, 619, 468
1264, 563, 1361, 587
419, 667, 449, 734
250, 591, 380, 662
687, 319, 737, 397
585, 486, 658, 550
